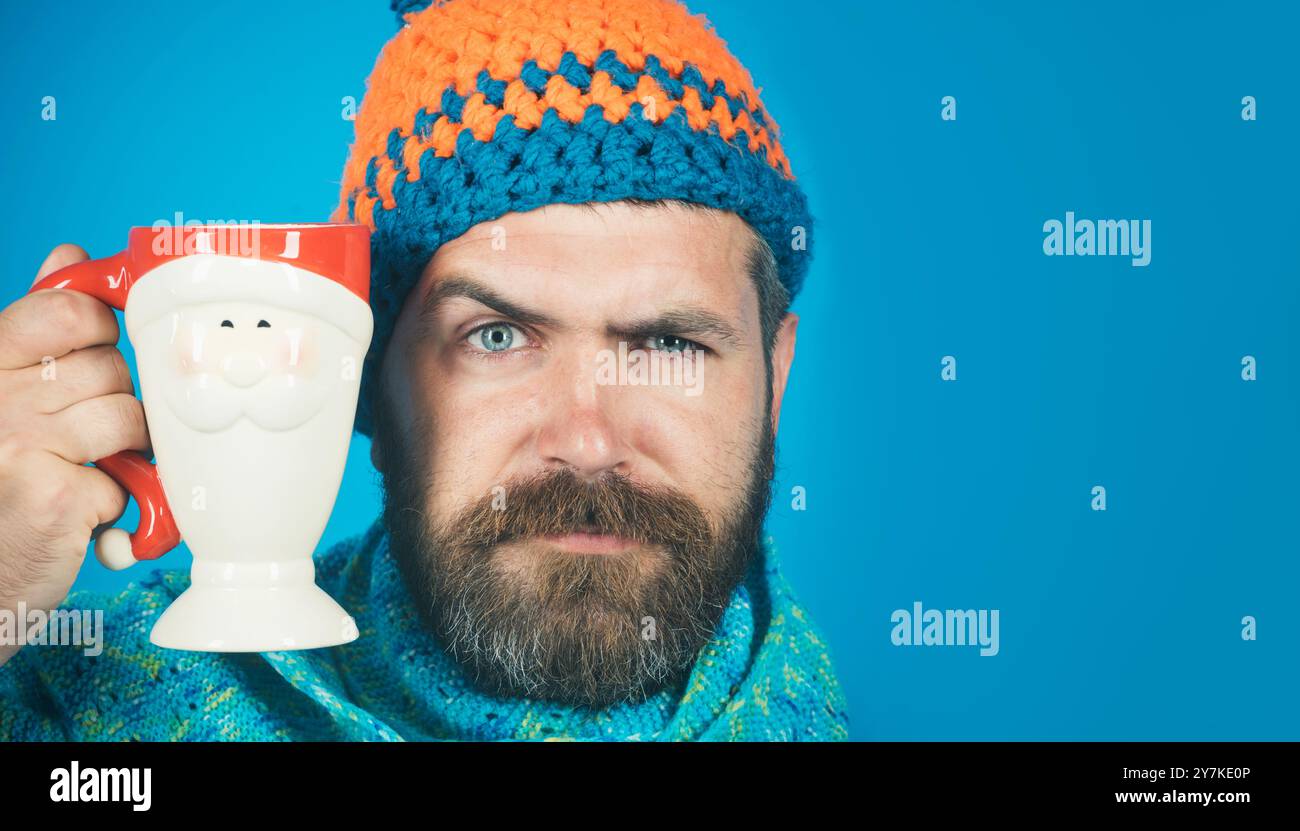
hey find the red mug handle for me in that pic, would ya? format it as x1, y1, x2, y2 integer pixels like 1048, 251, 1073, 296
29, 251, 181, 571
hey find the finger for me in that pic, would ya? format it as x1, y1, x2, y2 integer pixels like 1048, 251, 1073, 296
75, 464, 130, 531
43, 392, 150, 465
33, 244, 89, 285
18, 450, 129, 534
0, 288, 120, 370
21, 344, 135, 414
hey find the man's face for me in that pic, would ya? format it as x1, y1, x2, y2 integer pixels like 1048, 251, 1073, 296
372, 202, 797, 707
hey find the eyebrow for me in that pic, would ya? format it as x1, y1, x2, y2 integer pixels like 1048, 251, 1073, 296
608, 309, 741, 346
419, 276, 560, 329
419, 275, 741, 345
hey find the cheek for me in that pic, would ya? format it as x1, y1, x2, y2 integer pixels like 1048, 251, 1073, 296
167, 324, 323, 378
171, 322, 214, 376
418, 362, 545, 513
272, 327, 319, 376
629, 366, 765, 500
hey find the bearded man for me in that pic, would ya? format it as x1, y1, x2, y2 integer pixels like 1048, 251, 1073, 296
0, 0, 848, 741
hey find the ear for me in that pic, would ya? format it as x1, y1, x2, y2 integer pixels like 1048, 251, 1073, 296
769, 312, 798, 434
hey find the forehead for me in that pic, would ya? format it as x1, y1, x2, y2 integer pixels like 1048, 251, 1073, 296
416, 202, 758, 318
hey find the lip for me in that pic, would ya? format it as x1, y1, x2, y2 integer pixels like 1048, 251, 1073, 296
541, 531, 640, 555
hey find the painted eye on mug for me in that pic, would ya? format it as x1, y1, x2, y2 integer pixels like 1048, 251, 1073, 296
258, 320, 271, 328
220, 320, 234, 328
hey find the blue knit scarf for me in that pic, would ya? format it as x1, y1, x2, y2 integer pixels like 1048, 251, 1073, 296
0, 520, 849, 741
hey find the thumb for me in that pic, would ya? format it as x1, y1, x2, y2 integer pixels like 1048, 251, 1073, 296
33, 243, 90, 286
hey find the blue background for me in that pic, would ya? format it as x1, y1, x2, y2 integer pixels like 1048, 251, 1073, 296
2, 1, 1296, 740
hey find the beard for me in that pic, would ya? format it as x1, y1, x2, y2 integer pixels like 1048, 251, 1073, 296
373, 386, 776, 709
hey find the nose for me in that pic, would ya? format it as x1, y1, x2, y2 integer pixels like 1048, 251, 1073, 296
535, 361, 632, 479
220, 352, 268, 388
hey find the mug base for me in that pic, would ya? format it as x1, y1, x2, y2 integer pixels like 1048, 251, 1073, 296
149, 581, 359, 652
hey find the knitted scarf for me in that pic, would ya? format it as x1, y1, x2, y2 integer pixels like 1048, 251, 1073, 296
0, 519, 849, 741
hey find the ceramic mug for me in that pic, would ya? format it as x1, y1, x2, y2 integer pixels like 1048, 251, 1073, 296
28, 223, 373, 652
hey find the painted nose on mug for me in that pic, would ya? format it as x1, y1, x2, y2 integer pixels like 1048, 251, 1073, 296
220, 351, 268, 388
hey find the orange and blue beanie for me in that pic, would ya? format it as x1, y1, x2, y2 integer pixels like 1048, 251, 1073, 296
335, 0, 813, 435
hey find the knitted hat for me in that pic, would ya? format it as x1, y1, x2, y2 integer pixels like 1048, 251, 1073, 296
335, 0, 813, 435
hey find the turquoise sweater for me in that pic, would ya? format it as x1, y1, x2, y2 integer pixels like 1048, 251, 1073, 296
0, 520, 849, 741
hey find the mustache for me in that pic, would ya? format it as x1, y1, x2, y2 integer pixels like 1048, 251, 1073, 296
161, 372, 331, 432
449, 467, 713, 552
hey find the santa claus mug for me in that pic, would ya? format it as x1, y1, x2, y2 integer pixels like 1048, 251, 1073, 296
29, 223, 373, 652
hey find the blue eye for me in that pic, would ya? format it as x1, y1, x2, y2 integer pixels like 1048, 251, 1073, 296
647, 334, 699, 352
473, 323, 519, 352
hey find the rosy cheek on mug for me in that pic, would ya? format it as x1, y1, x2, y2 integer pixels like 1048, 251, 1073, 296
279, 326, 320, 376
170, 318, 317, 380
172, 319, 213, 376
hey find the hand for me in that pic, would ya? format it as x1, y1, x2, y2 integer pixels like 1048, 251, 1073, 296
0, 244, 150, 667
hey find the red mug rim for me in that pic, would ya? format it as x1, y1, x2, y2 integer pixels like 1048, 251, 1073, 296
123, 223, 372, 303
